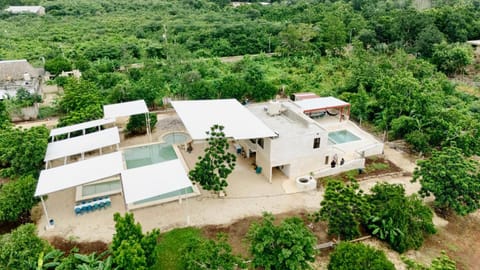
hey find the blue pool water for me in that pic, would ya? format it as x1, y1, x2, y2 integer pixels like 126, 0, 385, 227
162, 132, 189, 144
328, 130, 360, 144
124, 143, 177, 169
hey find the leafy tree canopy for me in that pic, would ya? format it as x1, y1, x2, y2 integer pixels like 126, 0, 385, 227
0, 125, 49, 178
367, 182, 436, 253
247, 212, 317, 270
413, 146, 480, 216
126, 113, 157, 135
182, 233, 244, 270
0, 223, 51, 269
328, 242, 395, 270
315, 180, 370, 240
111, 212, 160, 269
0, 174, 39, 222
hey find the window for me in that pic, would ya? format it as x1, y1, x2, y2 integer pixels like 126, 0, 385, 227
325, 156, 329, 165
313, 137, 321, 149
250, 139, 256, 144
257, 138, 264, 149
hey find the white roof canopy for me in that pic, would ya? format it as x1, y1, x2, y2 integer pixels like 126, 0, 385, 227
44, 127, 120, 162
103, 100, 149, 119
294, 97, 350, 112
121, 159, 192, 204
171, 99, 276, 140
49, 118, 115, 138
35, 152, 124, 196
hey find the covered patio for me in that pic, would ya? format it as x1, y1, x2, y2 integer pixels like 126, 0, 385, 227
294, 96, 351, 121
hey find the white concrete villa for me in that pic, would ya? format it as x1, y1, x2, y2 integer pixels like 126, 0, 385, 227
35, 96, 383, 234
173, 96, 384, 183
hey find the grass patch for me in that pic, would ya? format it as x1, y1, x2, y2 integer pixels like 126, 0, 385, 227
152, 227, 202, 270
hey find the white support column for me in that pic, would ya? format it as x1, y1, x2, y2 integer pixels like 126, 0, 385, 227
145, 113, 152, 142
40, 196, 53, 229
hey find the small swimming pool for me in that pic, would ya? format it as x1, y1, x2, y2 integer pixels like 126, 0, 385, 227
328, 130, 361, 144
124, 143, 177, 169
162, 132, 190, 144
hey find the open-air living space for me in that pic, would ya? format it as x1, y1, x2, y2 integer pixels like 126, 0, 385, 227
36, 96, 384, 242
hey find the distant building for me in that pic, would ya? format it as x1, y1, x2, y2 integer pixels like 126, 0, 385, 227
4, 6, 45, 16
0, 59, 44, 100
231, 2, 270, 7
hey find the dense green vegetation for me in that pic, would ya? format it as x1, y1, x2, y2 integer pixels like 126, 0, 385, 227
328, 242, 395, 270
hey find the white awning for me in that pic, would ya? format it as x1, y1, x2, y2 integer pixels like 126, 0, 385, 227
35, 152, 124, 196
103, 100, 149, 119
294, 97, 350, 112
44, 127, 120, 162
171, 99, 276, 140
49, 118, 115, 138
121, 159, 192, 204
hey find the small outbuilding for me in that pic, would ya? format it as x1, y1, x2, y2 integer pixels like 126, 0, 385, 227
4, 6, 45, 15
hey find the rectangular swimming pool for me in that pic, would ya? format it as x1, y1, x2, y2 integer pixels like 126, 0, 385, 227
328, 130, 361, 144
123, 143, 177, 169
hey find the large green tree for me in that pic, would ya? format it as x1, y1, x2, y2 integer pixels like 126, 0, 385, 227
57, 78, 104, 127
315, 180, 370, 240
431, 42, 473, 75
188, 124, 236, 193
0, 126, 49, 178
367, 183, 436, 253
182, 234, 244, 270
0, 224, 51, 269
247, 213, 317, 270
413, 146, 480, 216
111, 213, 160, 269
328, 242, 395, 270
0, 174, 39, 222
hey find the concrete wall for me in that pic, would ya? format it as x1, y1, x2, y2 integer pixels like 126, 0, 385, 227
313, 158, 365, 178
10, 103, 39, 121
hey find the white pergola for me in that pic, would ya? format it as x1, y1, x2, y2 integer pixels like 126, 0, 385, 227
44, 127, 120, 168
294, 97, 351, 121
49, 118, 115, 142
121, 159, 193, 206
171, 99, 277, 140
35, 152, 124, 227
103, 100, 151, 141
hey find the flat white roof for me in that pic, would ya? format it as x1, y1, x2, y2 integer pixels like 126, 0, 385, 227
171, 99, 276, 140
49, 118, 115, 137
121, 159, 192, 204
294, 97, 350, 112
103, 100, 148, 119
467, 40, 480, 46
44, 127, 120, 162
35, 152, 124, 196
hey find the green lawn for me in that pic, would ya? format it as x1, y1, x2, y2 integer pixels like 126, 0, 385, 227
152, 227, 202, 270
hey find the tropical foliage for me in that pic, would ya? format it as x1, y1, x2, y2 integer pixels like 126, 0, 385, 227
247, 212, 317, 270
413, 146, 480, 216
314, 180, 370, 240
367, 183, 436, 253
328, 242, 395, 270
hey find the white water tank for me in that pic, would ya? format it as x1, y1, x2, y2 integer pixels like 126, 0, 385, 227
267, 101, 281, 116
23, 72, 31, 81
